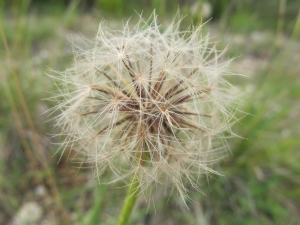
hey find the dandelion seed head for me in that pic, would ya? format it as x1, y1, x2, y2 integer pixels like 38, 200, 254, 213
50, 12, 240, 200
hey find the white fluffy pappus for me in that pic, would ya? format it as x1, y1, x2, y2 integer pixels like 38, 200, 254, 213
48, 12, 240, 200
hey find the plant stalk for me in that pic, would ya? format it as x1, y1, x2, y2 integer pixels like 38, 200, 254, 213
117, 176, 139, 225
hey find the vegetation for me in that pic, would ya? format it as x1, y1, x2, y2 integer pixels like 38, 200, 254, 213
1, 0, 299, 224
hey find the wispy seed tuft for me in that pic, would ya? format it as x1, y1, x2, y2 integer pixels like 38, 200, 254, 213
49, 13, 240, 200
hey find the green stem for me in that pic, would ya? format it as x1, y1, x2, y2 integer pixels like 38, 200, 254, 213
117, 176, 139, 225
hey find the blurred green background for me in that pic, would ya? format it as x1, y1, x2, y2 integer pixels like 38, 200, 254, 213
1, 0, 300, 224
